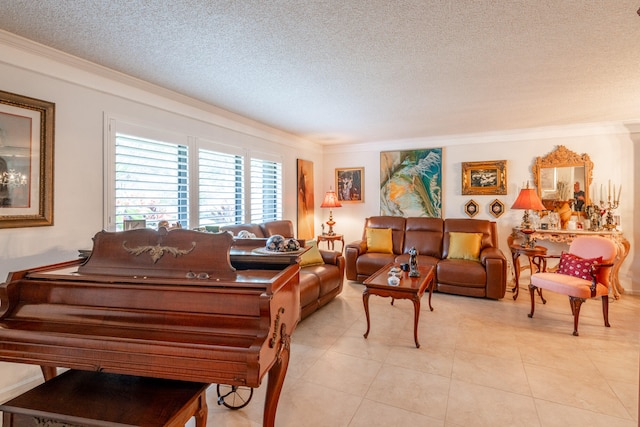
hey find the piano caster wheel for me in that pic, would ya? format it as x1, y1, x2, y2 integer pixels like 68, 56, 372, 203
216, 384, 254, 410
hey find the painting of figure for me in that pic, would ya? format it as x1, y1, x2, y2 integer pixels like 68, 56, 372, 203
336, 167, 364, 203
296, 159, 314, 240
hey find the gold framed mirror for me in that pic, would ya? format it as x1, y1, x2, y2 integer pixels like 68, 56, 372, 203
532, 145, 593, 213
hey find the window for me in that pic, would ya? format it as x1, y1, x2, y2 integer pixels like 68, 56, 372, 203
106, 118, 283, 231
114, 135, 188, 230
198, 148, 244, 227
250, 157, 282, 223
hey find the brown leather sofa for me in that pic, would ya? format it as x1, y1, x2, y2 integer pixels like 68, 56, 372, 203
345, 216, 507, 299
220, 220, 345, 319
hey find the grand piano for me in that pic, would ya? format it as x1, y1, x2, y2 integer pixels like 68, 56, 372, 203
0, 228, 301, 427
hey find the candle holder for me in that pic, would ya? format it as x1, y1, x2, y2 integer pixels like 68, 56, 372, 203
597, 199, 619, 231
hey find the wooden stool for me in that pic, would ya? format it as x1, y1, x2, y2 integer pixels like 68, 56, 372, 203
1, 370, 208, 427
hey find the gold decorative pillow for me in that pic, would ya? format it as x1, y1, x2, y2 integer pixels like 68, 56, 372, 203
366, 227, 393, 254
447, 232, 483, 261
299, 240, 325, 267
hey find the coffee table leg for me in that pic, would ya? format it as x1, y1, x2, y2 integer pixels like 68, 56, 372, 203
411, 296, 421, 348
363, 290, 371, 339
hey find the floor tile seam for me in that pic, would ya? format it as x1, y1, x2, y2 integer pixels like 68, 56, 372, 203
532, 395, 636, 422
523, 365, 634, 420
355, 396, 447, 425
448, 373, 535, 402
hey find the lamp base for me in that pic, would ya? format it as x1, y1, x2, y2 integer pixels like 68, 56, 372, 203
325, 220, 336, 236
520, 228, 536, 248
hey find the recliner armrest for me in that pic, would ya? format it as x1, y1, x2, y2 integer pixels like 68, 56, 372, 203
320, 250, 342, 265
479, 246, 505, 264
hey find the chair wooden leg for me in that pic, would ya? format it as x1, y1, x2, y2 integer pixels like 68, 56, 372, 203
569, 297, 584, 336
527, 284, 536, 318
602, 296, 611, 327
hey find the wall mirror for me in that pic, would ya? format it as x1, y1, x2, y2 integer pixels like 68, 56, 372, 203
532, 145, 593, 212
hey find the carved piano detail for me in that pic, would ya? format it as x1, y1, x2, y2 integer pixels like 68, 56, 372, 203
0, 229, 301, 427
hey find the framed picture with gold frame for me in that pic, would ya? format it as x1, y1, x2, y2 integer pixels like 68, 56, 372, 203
0, 90, 55, 229
464, 200, 479, 218
461, 160, 507, 196
489, 199, 505, 218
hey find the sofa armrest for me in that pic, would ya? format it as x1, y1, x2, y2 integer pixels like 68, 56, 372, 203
480, 247, 507, 299
320, 249, 341, 265
345, 240, 367, 280
479, 246, 506, 264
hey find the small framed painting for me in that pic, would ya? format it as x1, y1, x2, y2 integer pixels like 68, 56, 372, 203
335, 167, 364, 203
489, 199, 505, 218
464, 200, 479, 218
462, 160, 507, 195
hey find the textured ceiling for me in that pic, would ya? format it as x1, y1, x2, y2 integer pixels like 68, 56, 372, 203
1, 1, 639, 145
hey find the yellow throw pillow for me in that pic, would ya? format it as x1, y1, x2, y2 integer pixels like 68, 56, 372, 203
447, 232, 483, 261
299, 240, 325, 267
366, 228, 393, 254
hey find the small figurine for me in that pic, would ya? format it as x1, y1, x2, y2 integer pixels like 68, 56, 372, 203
409, 247, 420, 277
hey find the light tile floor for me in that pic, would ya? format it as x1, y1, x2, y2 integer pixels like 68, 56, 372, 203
205, 277, 640, 426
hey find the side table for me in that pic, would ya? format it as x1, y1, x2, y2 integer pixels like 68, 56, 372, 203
509, 243, 548, 302
362, 262, 435, 348
317, 233, 344, 252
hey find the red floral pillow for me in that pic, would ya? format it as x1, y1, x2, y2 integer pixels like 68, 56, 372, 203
557, 252, 602, 281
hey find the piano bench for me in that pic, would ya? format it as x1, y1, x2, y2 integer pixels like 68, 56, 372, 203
0, 370, 208, 427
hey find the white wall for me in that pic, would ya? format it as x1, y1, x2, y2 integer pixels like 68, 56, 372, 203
323, 125, 637, 295
1, 32, 638, 406
0, 33, 324, 403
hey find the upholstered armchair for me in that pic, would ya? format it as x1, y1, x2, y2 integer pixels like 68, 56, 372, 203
529, 236, 616, 336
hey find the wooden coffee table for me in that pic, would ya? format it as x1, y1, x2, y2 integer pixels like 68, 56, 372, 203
362, 262, 435, 348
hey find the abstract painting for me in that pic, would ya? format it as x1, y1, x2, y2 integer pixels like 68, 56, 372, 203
380, 148, 442, 217
296, 159, 315, 240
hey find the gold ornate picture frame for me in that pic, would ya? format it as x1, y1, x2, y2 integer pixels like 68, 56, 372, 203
0, 90, 55, 228
489, 199, 505, 218
464, 200, 479, 217
461, 160, 507, 196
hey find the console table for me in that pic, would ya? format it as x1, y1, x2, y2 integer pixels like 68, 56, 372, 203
531, 229, 629, 299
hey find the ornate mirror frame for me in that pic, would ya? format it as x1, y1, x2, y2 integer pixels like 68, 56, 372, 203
532, 145, 593, 212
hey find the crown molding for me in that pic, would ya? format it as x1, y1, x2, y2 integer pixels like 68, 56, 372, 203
0, 30, 319, 152
324, 121, 638, 154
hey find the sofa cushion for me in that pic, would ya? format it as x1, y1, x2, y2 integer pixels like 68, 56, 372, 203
298, 272, 321, 309
356, 253, 396, 277
557, 252, 602, 281
403, 217, 444, 258
437, 258, 486, 288
300, 240, 325, 267
366, 228, 393, 254
447, 232, 482, 261
363, 216, 406, 254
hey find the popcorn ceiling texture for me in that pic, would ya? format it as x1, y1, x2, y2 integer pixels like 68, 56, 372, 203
0, 1, 639, 144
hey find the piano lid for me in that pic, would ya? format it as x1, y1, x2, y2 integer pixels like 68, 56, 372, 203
78, 228, 236, 279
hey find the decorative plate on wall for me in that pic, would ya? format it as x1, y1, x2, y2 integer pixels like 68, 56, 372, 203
464, 200, 479, 217
489, 199, 505, 218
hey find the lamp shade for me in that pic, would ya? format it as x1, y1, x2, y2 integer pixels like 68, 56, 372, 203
511, 188, 546, 211
320, 190, 342, 208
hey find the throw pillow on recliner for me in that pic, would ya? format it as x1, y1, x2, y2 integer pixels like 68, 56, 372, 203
447, 232, 483, 261
299, 240, 325, 267
366, 228, 393, 254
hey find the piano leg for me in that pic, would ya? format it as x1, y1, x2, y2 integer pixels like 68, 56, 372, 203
263, 324, 291, 427
40, 365, 57, 381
